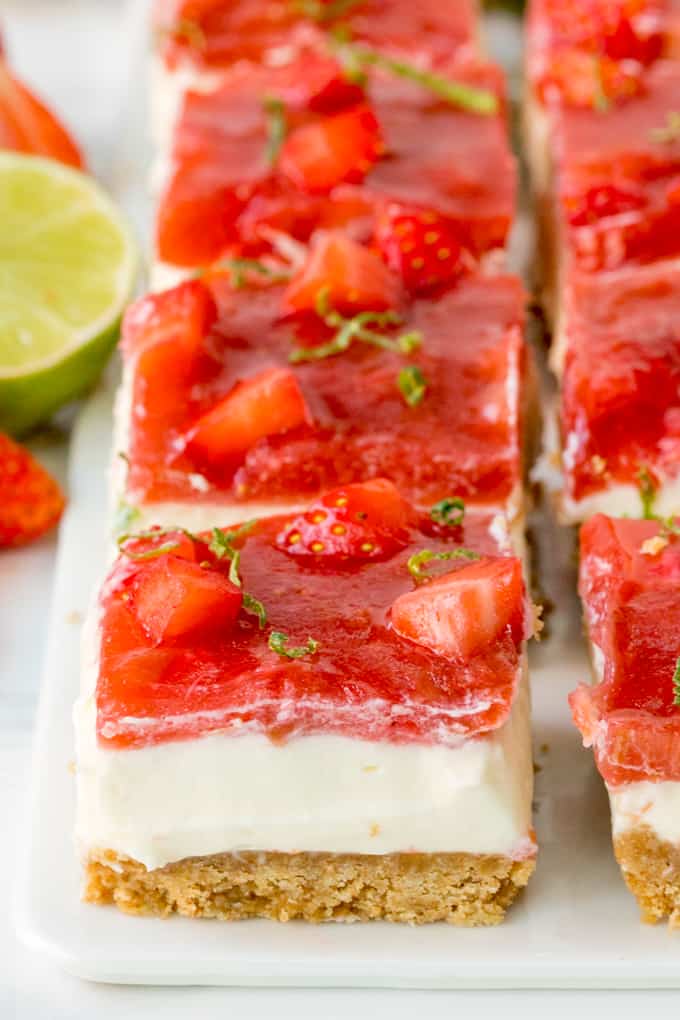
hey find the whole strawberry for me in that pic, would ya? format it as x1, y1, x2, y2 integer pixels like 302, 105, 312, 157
0, 433, 65, 548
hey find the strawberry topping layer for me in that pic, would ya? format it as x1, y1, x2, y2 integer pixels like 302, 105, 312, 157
560, 260, 680, 503
156, 54, 513, 268
122, 271, 526, 510
570, 514, 680, 785
97, 481, 529, 749
153, 0, 478, 73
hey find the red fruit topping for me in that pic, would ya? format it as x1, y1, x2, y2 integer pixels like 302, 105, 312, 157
560, 261, 680, 502
187, 366, 312, 467
391, 556, 526, 661
570, 514, 680, 785
121, 528, 198, 564
375, 203, 473, 293
277, 479, 412, 560
0, 433, 65, 548
278, 104, 384, 194
121, 280, 216, 361
284, 232, 401, 314
535, 0, 664, 64
96, 498, 524, 749
537, 50, 643, 109
132, 555, 242, 644
563, 183, 646, 226
0, 59, 83, 167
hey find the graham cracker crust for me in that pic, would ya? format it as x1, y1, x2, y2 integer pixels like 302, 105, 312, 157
614, 826, 680, 930
84, 848, 535, 926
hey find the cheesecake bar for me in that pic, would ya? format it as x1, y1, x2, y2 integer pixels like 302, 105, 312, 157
153, 48, 514, 278
571, 513, 680, 928
114, 243, 530, 533
557, 259, 680, 522
150, 0, 481, 147
77, 480, 536, 924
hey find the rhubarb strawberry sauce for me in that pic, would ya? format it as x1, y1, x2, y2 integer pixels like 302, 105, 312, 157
121, 268, 526, 512
97, 482, 528, 750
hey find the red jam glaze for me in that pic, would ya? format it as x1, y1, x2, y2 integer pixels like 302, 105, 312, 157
527, 0, 667, 67
122, 272, 526, 511
97, 482, 528, 749
153, 0, 478, 73
570, 514, 680, 785
156, 54, 515, 267
560, 260, 680, 503
553, 61, 680, 269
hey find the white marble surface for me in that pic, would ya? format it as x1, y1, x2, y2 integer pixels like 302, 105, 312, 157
2, 1, 680, 1015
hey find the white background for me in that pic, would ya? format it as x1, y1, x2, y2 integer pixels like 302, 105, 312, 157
1, 1, 679, 1015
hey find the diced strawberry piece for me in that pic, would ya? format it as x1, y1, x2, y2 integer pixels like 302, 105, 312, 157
121, 280, 216, 361
132, 555, 242, 643
0, 60, 83, 168
283, 232, 401, 314
537, 50, 644, 108
375, 203, 473, 294
0, 433, 65, 547
278, 479, 412, 560
390, 556, 526, 661
563, 183, 646, 227
537, 0, 664, 64
120, 528, 198, 564
187, 366, 311, 466
278, 104, 383, 194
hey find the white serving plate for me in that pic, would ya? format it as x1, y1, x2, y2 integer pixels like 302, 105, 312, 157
12, 383, 680, 988
12, 3, 680, 991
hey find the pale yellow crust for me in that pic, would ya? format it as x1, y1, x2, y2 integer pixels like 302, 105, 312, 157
84, 849, 535, 926
614, 826, 680, 930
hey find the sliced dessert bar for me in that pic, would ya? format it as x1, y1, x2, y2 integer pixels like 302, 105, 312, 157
114, 244, 530, 532
557, 259, 680, 522
77, 480, 536, 924
571, 513, 680, 928
153, 51, 514, 281
151, 0, 481, 140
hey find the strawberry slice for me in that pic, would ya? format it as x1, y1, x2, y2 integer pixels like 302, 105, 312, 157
375, 203, 473, 294
278, 104, 383, 194
121, 279, 216, 361
277, 479, 411, 560
0, 433, 65, 547
563, 183, 647, 227
537, 49, 644, 108
390, 556, 526, 661
0, 59, 83, 168
132, 555, 242, 644
187, 366, 312, 467
120, 528, 198, 564
284, 232, 401, 314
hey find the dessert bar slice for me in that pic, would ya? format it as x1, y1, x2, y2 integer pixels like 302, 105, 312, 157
77, 480, 536, 924
556, 259, 680, 521
114, 249, 530, 532
571, 514, 680, 928
153, 50, 514, 279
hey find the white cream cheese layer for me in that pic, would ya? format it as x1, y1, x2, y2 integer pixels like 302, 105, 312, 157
609, 783, 680, 848
75, 668, 534, 871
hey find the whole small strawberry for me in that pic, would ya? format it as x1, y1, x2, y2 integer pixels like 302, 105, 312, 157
0, 433, 65, 548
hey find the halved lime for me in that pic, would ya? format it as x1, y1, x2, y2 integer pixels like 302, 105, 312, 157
0, 153, 138, 435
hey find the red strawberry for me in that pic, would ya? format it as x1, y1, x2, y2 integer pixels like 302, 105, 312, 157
187, 366, 312, 467
374, 203, 473, 294
278, 104, 383, 194
121, 280, 216, 361
563, 183, 646, 226
0, 433, 65, 548
537, 50, 644, 108
0, 59, 83, 168
278, 479, 411, 560
120, 528, 198, 564
132, 555, 242, 644
284, 232, 401, 314
390, 556, 526, 661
